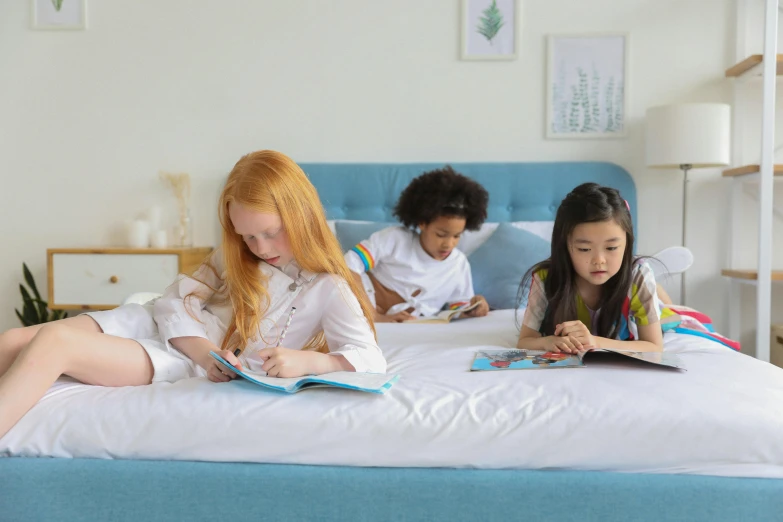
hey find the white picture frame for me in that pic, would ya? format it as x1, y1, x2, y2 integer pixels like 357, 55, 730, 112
546, 33, 629, 139
461, 0, 518, 61
31, 0, 87, 31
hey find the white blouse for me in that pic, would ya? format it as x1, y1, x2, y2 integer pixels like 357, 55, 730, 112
152, 248, 386, 374
344, 226, 475, 317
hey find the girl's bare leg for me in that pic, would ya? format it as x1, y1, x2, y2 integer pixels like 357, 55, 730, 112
0, 322, 153, 439
0, 315, 102, 377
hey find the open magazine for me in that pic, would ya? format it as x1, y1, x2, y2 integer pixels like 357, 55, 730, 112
470, 348, 685, 371
407, 301, 481, 324
210, 352, 399, 394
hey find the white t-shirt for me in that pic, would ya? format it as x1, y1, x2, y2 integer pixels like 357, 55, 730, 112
344, 226, 475, 317
153, 248, 386, 374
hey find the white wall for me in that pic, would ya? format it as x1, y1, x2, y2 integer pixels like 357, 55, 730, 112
2, 0, 776, 348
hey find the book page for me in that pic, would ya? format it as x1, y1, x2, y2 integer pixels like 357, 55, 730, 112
471, 349, 584, 371
308, 371, 399, 390
587, 349, 686, 370
210, 352, 398, 393
408, 301, 480, 324
236, 368, 310, 390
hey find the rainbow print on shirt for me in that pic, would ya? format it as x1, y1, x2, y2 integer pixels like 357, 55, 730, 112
351, 244, 375, 271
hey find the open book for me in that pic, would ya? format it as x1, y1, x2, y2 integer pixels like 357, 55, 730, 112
408, 301, 481, 324
210, 351, 399, 394
470, 348, 685, 371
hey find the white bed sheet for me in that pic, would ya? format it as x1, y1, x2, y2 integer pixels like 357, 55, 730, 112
2, 310, 782, 478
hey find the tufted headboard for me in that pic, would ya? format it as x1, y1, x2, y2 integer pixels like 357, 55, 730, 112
300, 162, 637, 235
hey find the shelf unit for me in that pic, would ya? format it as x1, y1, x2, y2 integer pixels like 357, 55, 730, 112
724, 53, 783, 77
723, 0, 780, 362
720, 269, 783, 281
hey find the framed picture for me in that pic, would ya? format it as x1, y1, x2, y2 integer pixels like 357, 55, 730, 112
546, 33, 629, 139
31, 0, 87, 31
461, 0, 518, 61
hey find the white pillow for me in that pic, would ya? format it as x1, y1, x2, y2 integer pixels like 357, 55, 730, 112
327, 219, 378, 235
328, 219, 553, 257
458, 221, 553, 256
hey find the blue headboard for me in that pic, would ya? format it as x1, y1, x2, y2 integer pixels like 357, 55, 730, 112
300, 162, 637, 233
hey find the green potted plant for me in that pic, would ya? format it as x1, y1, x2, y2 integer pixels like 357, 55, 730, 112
15, 263, 68, 326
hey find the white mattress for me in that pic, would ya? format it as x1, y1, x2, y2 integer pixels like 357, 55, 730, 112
3, 310, 783, 478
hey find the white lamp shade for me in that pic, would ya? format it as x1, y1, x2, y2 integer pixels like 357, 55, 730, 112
645, 103, 731, 168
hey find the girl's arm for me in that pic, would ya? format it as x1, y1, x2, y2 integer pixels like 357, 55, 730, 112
463, 294, 489, 317
345, 228, 408, 322
319, 277, 387, 373
517, 325, 583, 353
517, 271, 571, 349
593, 323, 664, 352
556, 320, 663, 352
153, 249, 224, 363
449, 257, 488, 317
518, 325, 557, 350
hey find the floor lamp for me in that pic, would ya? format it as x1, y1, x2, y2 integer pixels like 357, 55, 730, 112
645, 103, 731, 305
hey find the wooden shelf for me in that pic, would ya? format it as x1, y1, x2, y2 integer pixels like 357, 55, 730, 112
722, 269, 783, 281
722, 164, 783, 177
725, 54, 783, 77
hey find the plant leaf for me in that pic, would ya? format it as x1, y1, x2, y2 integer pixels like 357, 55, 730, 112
48, 309, 67, 322
20, 284, 34, 305
22, 305, 40, 326
15, 309, 34, 327
22, 263, 49, 319
20, 284, 45, 324
23, 263, 42, 300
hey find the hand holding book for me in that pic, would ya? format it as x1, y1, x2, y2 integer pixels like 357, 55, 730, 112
407, 300, 483, 324
461, 295, 490, 318
204, 348, 243, 383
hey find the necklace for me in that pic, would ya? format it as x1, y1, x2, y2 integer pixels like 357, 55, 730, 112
288, 269, 304, 292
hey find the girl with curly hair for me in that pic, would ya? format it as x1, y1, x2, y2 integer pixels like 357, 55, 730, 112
345, 166, 490, 323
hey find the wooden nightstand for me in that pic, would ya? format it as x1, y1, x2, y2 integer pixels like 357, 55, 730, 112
47, 247, 213, 311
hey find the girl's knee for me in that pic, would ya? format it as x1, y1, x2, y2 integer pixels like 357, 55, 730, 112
33, 323, 72, 343
0, 327, 34, 354
24, 324, 75, 360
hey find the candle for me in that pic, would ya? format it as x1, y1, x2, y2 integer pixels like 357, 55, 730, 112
128, 220, 150, 248
150, 230, 168, 249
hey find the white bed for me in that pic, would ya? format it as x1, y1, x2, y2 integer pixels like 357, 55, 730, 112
4, 162, 783, 522
4, 310, 782, 479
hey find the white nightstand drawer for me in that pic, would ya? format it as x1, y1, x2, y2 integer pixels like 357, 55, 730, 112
51, 253, 179, 308
47, 247, 213, 310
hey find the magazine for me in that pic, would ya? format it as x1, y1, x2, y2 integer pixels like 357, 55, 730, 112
210, 351, 399, 394
407, 301, 481, 324
470, 348, 685, 371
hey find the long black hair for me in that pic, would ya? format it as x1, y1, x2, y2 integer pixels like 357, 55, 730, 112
517, 183, 634, 338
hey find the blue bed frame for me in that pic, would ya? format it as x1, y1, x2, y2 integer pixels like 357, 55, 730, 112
2, 162, 781, 521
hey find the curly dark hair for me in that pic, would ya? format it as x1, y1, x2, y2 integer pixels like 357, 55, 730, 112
393, 166, 489, 231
